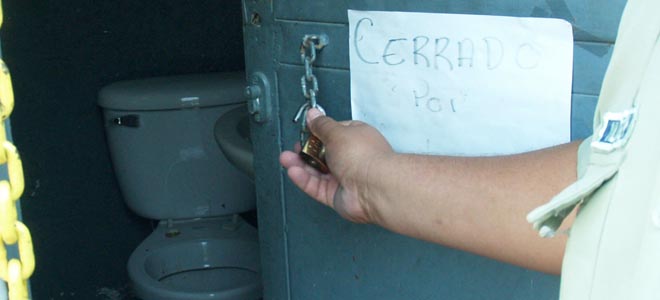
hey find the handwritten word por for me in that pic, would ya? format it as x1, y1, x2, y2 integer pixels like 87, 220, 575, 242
411, 79, 466, 113
353, 17, 542, 71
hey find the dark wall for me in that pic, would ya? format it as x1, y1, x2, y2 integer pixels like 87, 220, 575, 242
0, 1, 245, 299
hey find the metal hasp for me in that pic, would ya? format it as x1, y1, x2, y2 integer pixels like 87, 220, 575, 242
245, 72, 271, 123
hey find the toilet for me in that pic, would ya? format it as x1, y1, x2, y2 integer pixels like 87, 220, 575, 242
97, 72, 261, 300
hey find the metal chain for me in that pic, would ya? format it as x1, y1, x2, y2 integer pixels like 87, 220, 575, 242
294, 34, 328, 146
0, 1, 35, 299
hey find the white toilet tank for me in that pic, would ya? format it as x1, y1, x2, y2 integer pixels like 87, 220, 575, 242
98, 72, 255, 220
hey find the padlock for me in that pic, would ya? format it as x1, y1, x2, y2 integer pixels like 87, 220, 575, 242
300, 133, 329, 174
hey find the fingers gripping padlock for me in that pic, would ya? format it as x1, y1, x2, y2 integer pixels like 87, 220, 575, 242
293, 102, 329, 174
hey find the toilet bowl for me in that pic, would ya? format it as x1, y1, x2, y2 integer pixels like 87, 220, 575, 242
98, 72, 261, 300
128, 217, 261, 300
215, 106, 254, 178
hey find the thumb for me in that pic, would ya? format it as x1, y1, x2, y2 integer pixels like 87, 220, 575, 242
307, 108, 341, 142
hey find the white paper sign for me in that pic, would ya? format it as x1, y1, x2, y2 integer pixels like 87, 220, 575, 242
349, 10, 573, 156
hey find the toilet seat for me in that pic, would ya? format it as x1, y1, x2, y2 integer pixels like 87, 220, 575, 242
128, 217, 261, 300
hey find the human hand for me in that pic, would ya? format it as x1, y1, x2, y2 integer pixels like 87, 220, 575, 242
279, 108, 393, 223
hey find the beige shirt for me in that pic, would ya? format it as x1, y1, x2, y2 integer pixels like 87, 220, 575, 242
557, 0, 660, 298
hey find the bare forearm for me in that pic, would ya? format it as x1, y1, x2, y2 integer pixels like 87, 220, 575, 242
365, 141, 580, 274
284, 110, 579, 273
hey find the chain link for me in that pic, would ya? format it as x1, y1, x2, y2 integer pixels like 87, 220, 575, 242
300, 35, 323, 108
0, 1, 36, 298
294, 34, 328, 146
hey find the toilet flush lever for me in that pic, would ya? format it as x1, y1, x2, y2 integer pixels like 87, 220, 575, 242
112, 114, 140, 128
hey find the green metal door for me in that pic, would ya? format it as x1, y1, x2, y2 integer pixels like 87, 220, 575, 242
243, 1, 626, 299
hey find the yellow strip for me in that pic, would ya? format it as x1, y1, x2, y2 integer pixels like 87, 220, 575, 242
0, 60, 14, 120
0, 181, 17, 245
0, 1, 37, 298
3, 142, 23, 200
7, 260, 27, 300
15, 222, 32, 279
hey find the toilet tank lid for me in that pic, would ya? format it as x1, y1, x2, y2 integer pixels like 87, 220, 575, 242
98, 72, 245, 111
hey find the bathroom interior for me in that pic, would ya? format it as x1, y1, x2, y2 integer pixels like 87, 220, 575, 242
2, 0, 249, 299
0, 0, 624, 299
